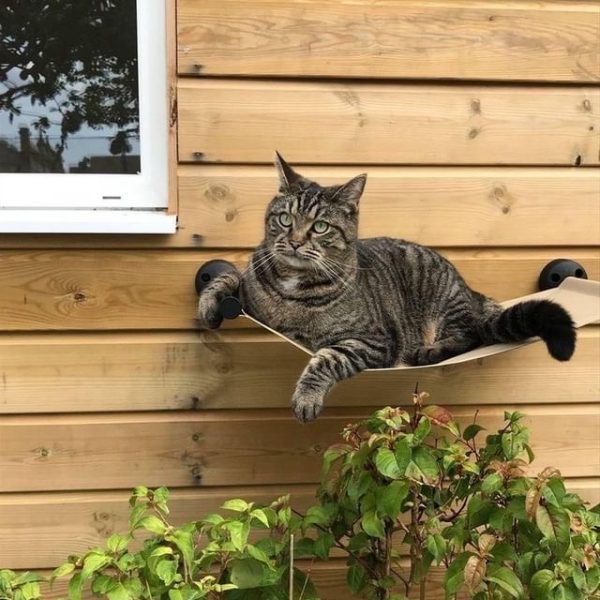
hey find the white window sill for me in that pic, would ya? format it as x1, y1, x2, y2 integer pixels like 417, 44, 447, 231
0, 210, 177, 234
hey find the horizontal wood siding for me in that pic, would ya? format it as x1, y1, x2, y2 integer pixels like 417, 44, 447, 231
0, 328, 598, 414
3, 479, 598, 569
1, 0, 599, 588
177, 0, 600, 82
178, 80, 600, 165
0, 248, 597, 330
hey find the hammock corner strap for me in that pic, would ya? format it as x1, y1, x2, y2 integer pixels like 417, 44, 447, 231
195, 259, 600, 371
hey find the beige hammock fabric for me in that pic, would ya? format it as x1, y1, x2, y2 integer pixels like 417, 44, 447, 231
240, 277, 600, 371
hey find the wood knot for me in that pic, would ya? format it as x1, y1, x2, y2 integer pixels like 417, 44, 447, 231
468, 127, 480, 139
581, 99, 592, 113
37, 447, 50, 458
192, 433, 202, 442
73, 292, 86, 302
470, 99, 481, 115
205, 184, 231, 202
225, 209, 237, 223
313, 444, 322, 454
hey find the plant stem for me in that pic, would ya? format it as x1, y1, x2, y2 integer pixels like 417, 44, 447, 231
289, 533, 294, 600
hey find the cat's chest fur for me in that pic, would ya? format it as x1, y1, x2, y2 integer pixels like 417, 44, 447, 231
241, 273, 353, 350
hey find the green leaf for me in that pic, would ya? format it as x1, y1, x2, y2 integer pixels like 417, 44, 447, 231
377, 480, 409, 520
246, 544, 271, 566
552, 583, 584, 600
463, 424, 485, 441
128, 504, 147, 529
486, 565, 524, 598
412, 447, 439, 482
149, 546, 174, 557
91, 575, 118, 595
530, 570, 557, 600
19, 582, 41, 600
314, 532, 334, 560
169, 528, 195, 572
347, 563, 367, 594
426, 534, 447, 564
543, 478, 566, 507
229, 558, 265, 589
68, 572, 83, 600
81, 551, 111, 578
535, 505, 571, 557
156, 559, 178, 586
138, 515, 167, 535
106, 583, 130, 600
250, 508, 270, 528
394, 437, 412, 474
129, 486, 149, 505
13, 573, 44, 586
106, 533, 129, 554
444, 552, 472, 596
490, 542, 517, 563
361, 511, 385, 539
468, 496, 494, 529
228, 520, 251, 551
52, 563, 76, 579
413, 417, 431, 445
222, 499, 250, 513
375, 447, 402, 479
303, 505, 333, 528
481, 472, 503, 495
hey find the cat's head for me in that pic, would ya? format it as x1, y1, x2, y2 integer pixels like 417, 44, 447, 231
262, 152, 366, 270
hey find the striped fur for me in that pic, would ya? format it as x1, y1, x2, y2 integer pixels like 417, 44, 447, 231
197, 155, 576, 422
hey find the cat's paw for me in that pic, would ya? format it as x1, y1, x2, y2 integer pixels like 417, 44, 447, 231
406, 345, 445, 366
196, 290, 223, 330
291, 390, 324, 423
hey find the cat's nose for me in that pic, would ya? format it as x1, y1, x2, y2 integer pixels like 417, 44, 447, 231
289, 240, 302, 249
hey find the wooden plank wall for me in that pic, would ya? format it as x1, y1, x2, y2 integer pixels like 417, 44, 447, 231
1, 1, 599, 597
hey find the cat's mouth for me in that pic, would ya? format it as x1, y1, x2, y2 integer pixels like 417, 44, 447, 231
277, 251, 315, 269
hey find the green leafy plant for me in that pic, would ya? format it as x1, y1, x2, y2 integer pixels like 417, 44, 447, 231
0, 571, 44, 600
51, 487, 316, 600
2, 393, 598, 600
298, 391, 600, 600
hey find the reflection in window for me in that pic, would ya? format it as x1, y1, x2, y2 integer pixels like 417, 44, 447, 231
0, 1, 140, 174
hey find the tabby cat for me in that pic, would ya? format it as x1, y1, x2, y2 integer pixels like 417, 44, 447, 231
197, 153, 576, 422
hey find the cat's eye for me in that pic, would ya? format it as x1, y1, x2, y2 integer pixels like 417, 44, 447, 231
313, 220, 329, 234
278, 213, 292, 227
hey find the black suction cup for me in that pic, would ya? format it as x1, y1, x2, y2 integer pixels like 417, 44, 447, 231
195, 259, 243, 320
538, 259, 587, 291
195, 259, 238, 295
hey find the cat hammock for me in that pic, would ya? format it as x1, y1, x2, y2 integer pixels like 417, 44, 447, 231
195, 259, 600, 370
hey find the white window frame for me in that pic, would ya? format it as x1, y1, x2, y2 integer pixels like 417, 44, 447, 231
0, 0, 176, 234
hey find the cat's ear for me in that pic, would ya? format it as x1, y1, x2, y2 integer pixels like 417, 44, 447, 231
331, 173, 367, 209
274, 151, 304, 192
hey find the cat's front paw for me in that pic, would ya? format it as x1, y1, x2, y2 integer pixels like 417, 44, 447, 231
291, 390, 324, 423
406, 345, 444, 366
196, 290, 223, 330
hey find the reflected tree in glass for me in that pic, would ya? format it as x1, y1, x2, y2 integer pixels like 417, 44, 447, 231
0, 0, 140, 174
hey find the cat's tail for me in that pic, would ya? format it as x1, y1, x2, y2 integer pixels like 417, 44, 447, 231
478, 300, 576, 361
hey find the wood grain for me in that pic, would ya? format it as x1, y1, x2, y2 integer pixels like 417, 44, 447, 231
177, 165, 600, 248
0, 327, 598, 413
3, 477, 597, 568
1, 405, 597, 492
177, 0, 600, 82
178, 79, 600, 165
0, 248, 597, 330
1, 166, 598, 249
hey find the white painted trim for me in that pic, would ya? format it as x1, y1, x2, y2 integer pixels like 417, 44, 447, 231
0, 210, 176, 234
0, 0, 169, 213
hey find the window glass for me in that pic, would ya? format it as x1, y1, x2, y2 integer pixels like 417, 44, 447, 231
0, 1, 140, 175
